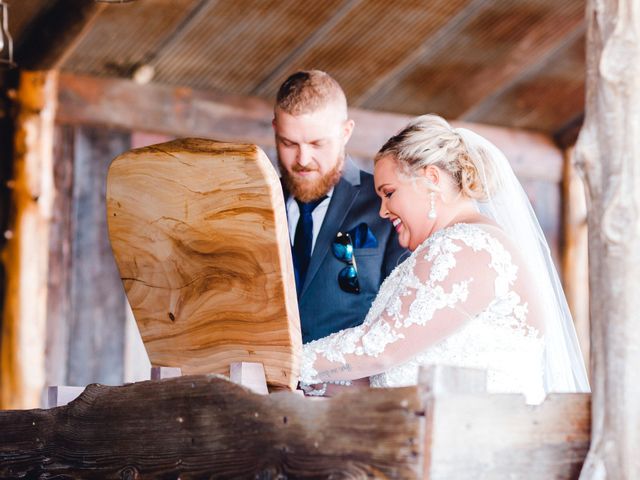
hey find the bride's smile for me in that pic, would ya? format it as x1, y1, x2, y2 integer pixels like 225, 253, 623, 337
374, 154, 434, 251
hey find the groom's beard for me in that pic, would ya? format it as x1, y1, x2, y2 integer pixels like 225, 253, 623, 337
280, 154, 344, 203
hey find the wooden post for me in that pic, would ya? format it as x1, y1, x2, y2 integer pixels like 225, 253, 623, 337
66, 126, 129, 388
561, 147, 590, 374
574, 1, 640, 478
0, 70, 58, 409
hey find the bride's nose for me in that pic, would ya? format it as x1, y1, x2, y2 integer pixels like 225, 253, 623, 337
379, 201, 390, 219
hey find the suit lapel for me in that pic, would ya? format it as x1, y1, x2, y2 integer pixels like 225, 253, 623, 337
300, 173, 360, 298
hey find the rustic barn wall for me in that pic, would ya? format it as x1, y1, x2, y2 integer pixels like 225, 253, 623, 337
45, 125, 74, 388
66, 126, 129, 387
44, 125, 131, 392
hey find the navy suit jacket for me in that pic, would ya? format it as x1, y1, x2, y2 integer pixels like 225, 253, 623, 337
285, 158, 407, 343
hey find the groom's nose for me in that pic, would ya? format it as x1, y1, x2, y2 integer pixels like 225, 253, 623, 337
297, 145, 312, 166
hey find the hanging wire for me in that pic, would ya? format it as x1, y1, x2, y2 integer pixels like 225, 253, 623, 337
0, 1, 15, 69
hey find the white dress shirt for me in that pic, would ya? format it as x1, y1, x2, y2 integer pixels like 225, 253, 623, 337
286, 187, 334, 253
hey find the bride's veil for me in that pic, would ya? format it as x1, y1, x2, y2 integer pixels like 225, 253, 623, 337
456, 127, 590, 394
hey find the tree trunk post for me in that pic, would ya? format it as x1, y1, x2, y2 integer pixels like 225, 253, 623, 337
561, 147, 590, 373
0, 70, 58, 409
575, 1, 640, 478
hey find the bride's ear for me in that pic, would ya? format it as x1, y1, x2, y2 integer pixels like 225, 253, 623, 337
421, 165, 440, 187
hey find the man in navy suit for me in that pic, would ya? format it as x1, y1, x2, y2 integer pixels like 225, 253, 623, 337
273, 70, 405, 344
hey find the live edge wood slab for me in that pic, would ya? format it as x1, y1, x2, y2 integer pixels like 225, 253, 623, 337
106, 139, 301, 390
0, 375, 426, 479
0, 367, 591, 479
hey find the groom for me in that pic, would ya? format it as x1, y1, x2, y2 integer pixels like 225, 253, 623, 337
273, 70, 405, 344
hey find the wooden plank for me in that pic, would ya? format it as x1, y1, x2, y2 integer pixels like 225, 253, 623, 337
0, 70, 58, 409
16, 0, 106, 70
230, 362, 269, 395
106, 139, 300, 390
45, 124, 75, 389
427, 393, 590, 479
416, 367, 589, 480
0, 375, 426, 478
574, 1, 640, 478
0, 366, 590, 478
56, 73, 564, 182
65, 126, 129, 388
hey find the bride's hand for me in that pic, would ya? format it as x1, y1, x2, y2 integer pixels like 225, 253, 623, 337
300, 377, 369, 397
324, 377, 369, 396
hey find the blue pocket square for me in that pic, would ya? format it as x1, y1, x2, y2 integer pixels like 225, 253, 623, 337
347, 223, 378, 249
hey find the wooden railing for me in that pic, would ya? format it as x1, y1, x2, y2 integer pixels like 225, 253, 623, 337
0, 366, 590, 479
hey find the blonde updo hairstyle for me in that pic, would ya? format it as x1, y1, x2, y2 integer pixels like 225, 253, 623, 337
375, 114, 494, 201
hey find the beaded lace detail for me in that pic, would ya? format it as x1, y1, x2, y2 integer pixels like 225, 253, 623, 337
301, 223, 546, 404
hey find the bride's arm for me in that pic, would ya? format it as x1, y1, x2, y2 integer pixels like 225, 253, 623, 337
300, 237, 496, 384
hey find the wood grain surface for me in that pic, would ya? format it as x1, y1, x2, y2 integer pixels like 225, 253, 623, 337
1, 71, 57, 409
0, 375, 426, 479
106, 138, 300, 389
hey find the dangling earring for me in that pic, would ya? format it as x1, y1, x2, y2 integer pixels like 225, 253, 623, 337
428, 192, 437, 219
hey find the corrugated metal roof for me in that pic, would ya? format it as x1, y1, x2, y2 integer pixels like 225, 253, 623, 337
7, 0, 586, 136
153, 0, 349, 93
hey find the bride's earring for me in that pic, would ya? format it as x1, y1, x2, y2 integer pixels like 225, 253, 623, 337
428, 192, 437, 219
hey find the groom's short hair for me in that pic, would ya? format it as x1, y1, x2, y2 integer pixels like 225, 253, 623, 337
275, 70, 348, 116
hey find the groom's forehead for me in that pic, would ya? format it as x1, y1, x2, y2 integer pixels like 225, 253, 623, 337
275, 108, 346, 140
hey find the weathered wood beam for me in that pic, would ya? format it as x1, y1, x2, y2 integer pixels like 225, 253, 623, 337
575, 1, 640, 479
57, 73, 564, 182
0, 375, 426, 478
16, 0, 106, 71
419, 366, 590, 479
0, 71, 57, 410
0, 366, 590, 478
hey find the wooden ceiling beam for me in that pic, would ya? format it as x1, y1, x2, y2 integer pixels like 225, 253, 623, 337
16, 0, 106, 71
56, 73, 564, 182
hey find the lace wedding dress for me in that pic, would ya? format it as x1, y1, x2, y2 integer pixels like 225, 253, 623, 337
300, 223, 547, 404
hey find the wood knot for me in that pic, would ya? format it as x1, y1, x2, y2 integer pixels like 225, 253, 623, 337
120, 466, 140, 480
168, 312, 176, 322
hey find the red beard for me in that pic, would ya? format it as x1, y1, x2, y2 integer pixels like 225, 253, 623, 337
280, 157, 344, 203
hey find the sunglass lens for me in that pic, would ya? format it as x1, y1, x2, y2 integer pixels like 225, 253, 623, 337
331, 241, 353, 262
338, 265, 360, 293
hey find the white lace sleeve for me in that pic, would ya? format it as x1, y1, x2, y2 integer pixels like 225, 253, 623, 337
300, 225, 506, 384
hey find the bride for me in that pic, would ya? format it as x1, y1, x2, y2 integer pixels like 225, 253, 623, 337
299, 114, 589, 404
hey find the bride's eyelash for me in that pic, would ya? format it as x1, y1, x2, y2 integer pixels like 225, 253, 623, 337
384, 191, 394, 198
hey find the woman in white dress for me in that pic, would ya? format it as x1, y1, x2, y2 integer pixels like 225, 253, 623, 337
299, 114, 589, 404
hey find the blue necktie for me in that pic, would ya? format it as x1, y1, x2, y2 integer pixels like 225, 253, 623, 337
292, 197, 326, 296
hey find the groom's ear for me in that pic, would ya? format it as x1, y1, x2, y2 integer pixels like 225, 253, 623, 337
342, 118, 355, 145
